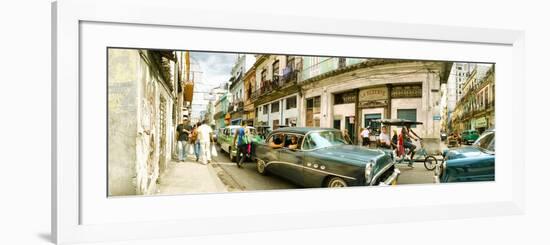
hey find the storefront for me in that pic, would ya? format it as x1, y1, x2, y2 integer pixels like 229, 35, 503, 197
358, 86, 389, 137
474, 116, 487, 133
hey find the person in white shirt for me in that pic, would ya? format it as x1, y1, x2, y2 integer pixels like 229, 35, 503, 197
196, 121, 214, 164
378, 126, 391, 148
360, 127, 370, 146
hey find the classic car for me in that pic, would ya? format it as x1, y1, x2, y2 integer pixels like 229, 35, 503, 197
218, 125, 258, 162
460, 129, 480, 145
434, 129, 495, 183
251, 127, 400, 188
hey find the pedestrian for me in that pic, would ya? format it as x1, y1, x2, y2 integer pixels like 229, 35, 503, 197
360, 127, 370, 147
191, 123, 201, 162
197, 121, 214, 164
378, 126, 391, 148
233, 121, 251, 168
391, 129, 398, 149
175, 118, 191, 162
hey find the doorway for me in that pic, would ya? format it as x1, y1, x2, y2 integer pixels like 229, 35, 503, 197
345, 116, 355, 144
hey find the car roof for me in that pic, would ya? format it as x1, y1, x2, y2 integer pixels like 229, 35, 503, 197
372, 119, 423, 126
223, 125, 254, 128
270, 127, 339, 135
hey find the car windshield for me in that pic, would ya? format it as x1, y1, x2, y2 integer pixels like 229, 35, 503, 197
473, 131, 495, 153
303, 131, 346, 150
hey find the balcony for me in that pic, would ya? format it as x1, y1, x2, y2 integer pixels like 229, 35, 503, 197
228, 100, 244, 113
251, 68, 300, 99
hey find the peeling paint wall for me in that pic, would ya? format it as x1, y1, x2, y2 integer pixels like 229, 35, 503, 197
108, 49, 175, 196
108, 49, 139, 196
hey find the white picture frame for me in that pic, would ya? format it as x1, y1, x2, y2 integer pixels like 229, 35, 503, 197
52, 0, 525, 244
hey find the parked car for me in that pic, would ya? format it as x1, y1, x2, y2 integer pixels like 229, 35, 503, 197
460, 129, 479, 145
435, 129, 495, 183
218, 125, 258, 162
251, 127, 400, 188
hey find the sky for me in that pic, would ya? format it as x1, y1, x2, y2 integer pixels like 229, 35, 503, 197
189, 51, 236, 119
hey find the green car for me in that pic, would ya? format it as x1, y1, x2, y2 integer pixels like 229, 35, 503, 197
251, 127, 400, 188
218, 125, 258, 162
460, 129, 480, 145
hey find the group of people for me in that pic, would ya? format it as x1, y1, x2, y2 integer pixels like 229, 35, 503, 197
346, 125, 421, 167
175, 118, 214, 165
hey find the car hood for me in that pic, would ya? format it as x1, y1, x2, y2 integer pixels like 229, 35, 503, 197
446, 146, 491, 160
313, 144, 387, 164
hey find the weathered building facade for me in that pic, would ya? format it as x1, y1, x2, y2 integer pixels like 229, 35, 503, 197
298, 59, 452, 143
450, 64, 495, 133
253, 55, 302, 129
108, 49, 181, 196
242, 65, 256, 126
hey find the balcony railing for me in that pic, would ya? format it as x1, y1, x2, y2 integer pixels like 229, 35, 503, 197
251, 68, 299, 99
228, 100, 244, 112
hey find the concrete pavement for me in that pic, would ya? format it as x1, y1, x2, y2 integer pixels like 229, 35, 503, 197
156, 158, 227, 195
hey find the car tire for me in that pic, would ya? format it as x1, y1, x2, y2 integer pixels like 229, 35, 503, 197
424, 156, 438, 171
326, 176, 348, 188
256, 159, 268, 175
229, 148, 236, 162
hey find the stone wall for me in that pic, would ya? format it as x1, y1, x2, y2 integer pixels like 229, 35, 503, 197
108, 49, 139, 196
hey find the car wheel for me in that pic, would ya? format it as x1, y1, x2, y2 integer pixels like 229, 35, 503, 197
229, 148, 236, 162
256, 159, 268, 175
424, 156, 438, 171
326, 176, 348, 188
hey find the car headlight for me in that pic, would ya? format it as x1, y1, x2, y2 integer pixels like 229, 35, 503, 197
365, 160, 375, 183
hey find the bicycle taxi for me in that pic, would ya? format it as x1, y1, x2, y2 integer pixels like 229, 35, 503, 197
372, 119, 443, 170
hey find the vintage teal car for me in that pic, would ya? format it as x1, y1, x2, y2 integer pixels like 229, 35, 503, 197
251, 127, 400, 188
435, 129, 495, 183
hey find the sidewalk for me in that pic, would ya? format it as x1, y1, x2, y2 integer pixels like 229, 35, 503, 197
156, 157, 227, 195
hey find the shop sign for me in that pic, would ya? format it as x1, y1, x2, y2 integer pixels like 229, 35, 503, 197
359, 100, 388, 108
391, 84, 422, 98
359, 87, 388, 102
475, 117, 487, 128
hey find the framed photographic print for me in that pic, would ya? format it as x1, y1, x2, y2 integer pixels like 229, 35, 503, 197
52, 0, 525, 244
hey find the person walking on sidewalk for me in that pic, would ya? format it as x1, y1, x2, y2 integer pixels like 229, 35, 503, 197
233, 121, 251, 168
191, 123, 201, 162
175, 118, 191, 162
197, 121, 214, 164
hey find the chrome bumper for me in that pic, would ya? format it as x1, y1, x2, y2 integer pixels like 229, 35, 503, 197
433, 163, 442, 183
378, 168, 401, 186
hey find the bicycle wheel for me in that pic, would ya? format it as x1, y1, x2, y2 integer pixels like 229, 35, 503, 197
424, 156, 438, 170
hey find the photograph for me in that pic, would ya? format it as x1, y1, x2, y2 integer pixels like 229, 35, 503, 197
107, 48, 495, 196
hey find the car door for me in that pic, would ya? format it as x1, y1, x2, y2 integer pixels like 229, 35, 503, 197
254, 133, 280, 168
277, 134, 305, 186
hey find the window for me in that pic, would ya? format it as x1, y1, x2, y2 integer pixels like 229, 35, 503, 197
306, 96, 321, 127
283, 134, 303, 150
271, 101, 280, 113
286, 96, 297, 109
261, 69, 267, 82
334, 91, 356, 105
397, 109, 417, 128
285, 117, 297, 126
263, 104, 269, 115
303, 131, 346, 150
273, 119, 280, 128
272, 60, 280, 80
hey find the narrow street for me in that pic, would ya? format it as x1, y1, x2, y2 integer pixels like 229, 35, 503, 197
157, 144, 435, 195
